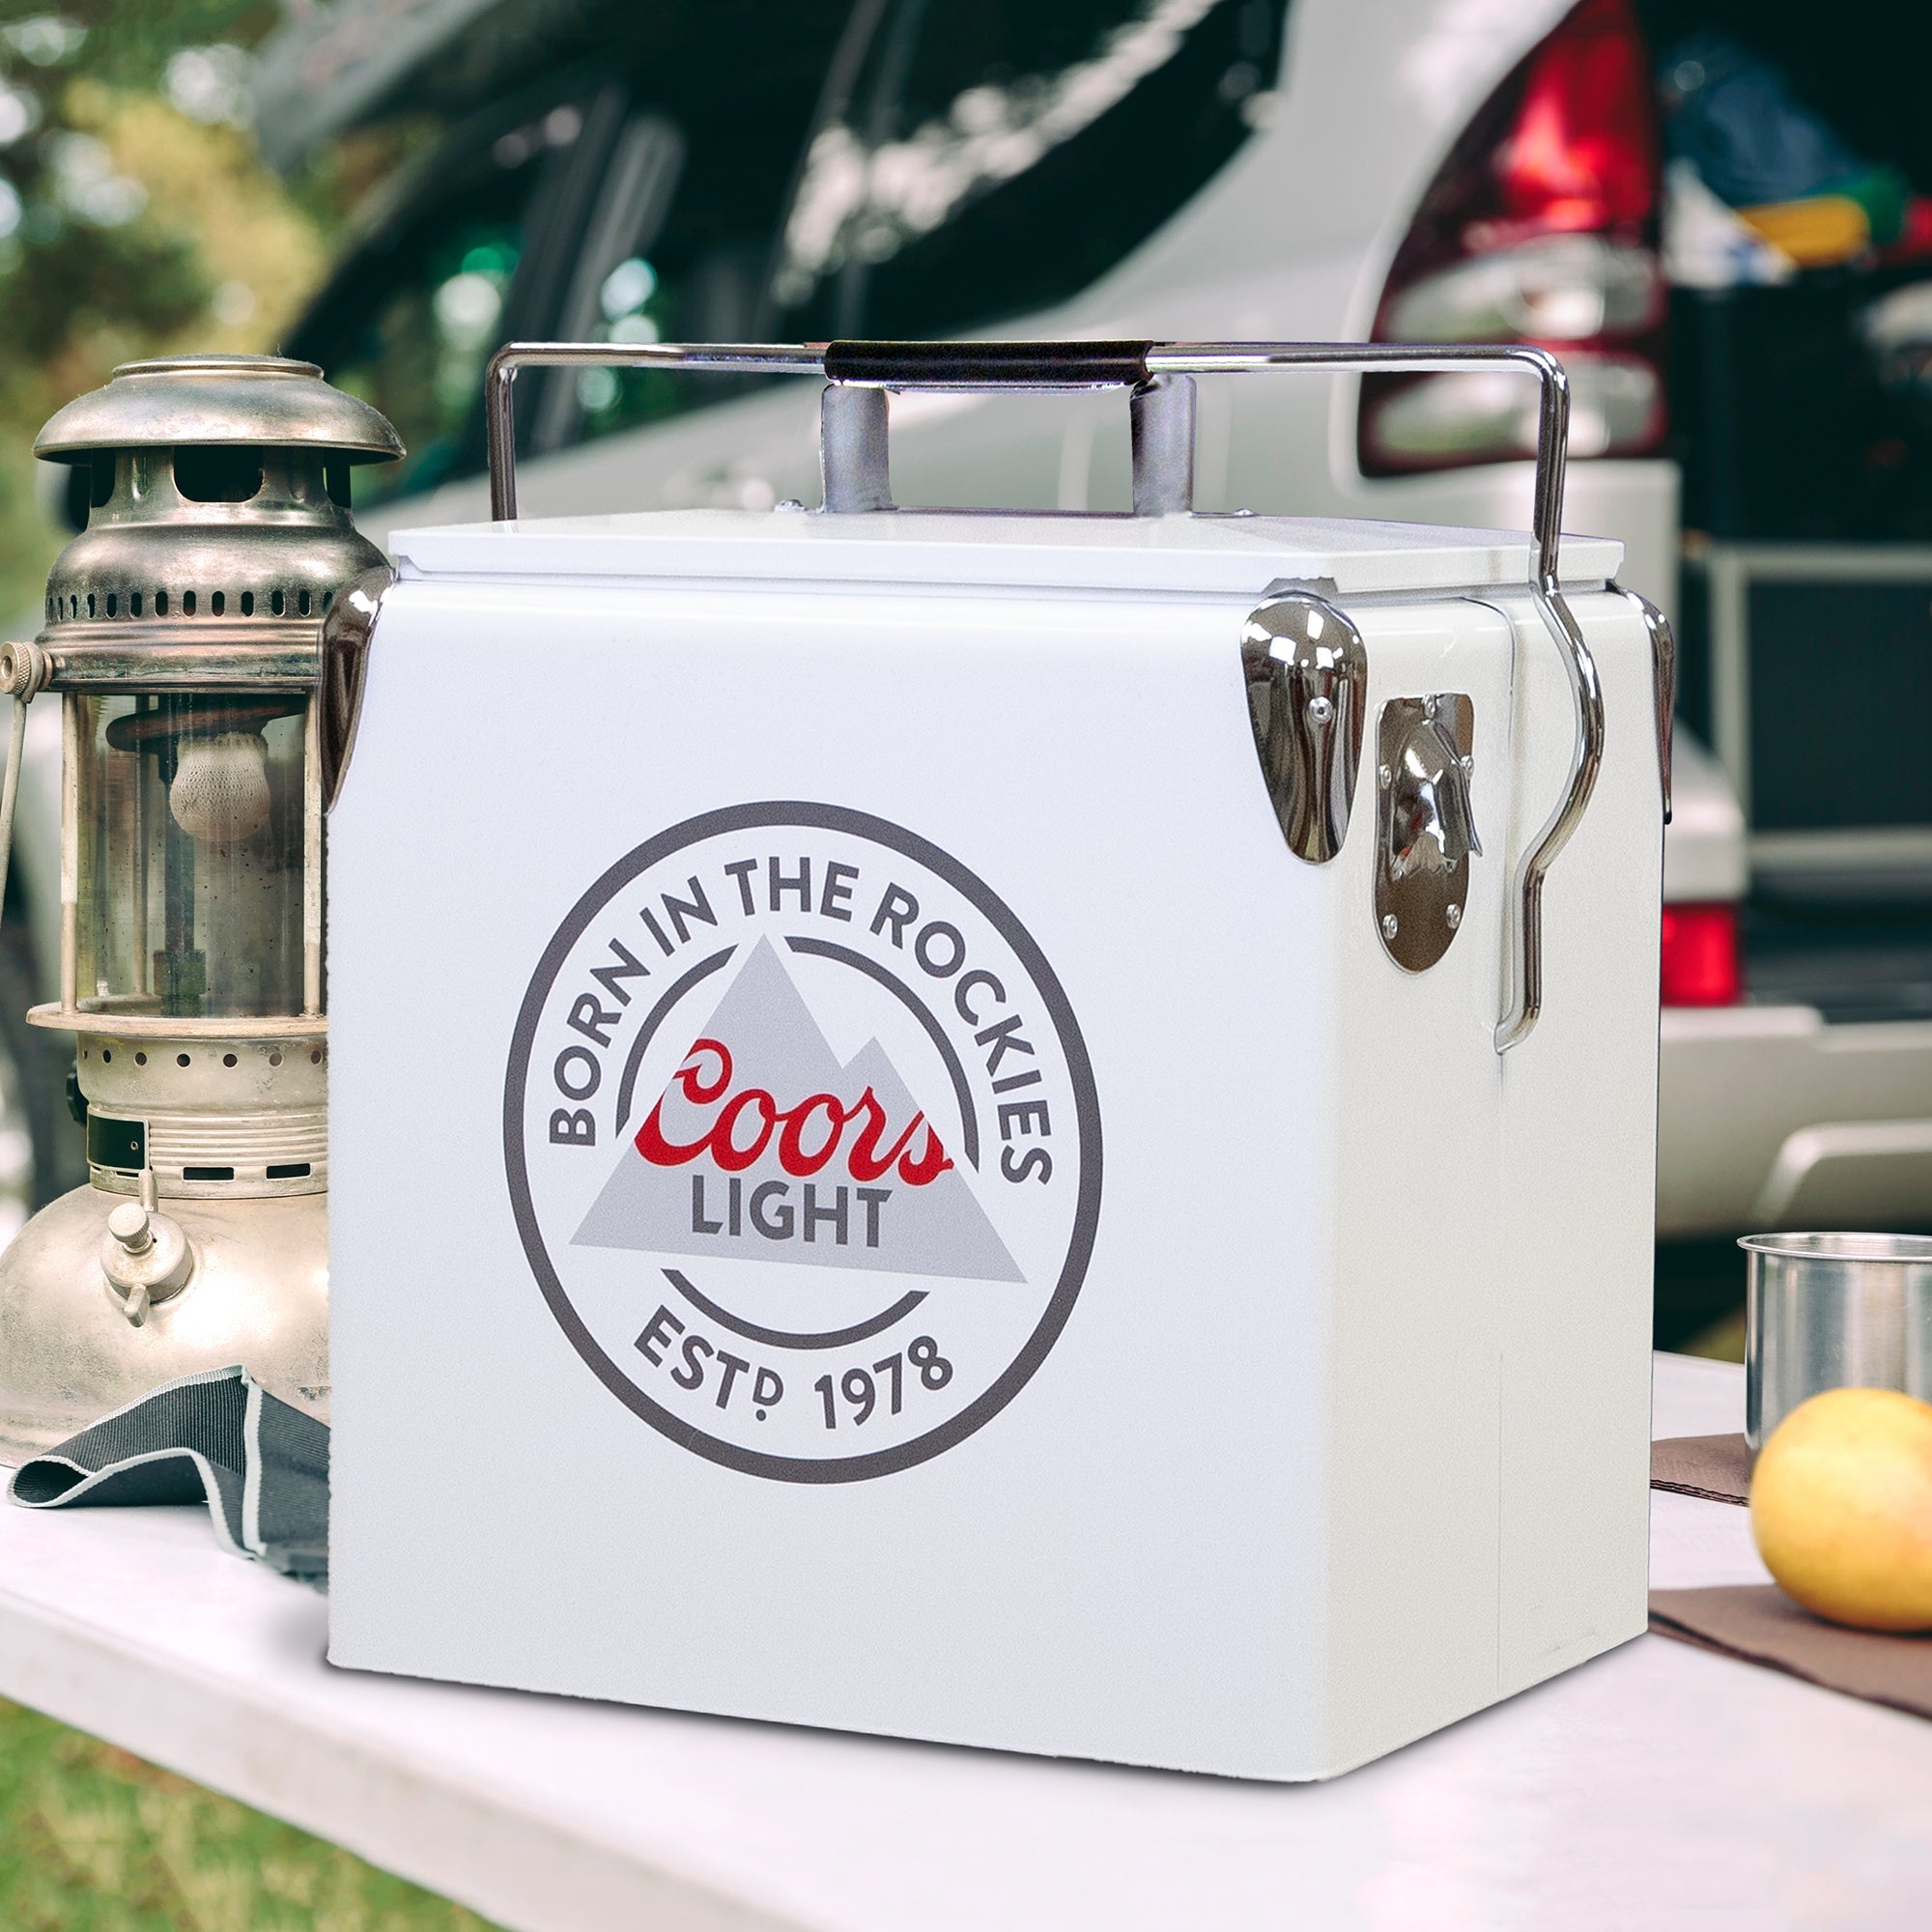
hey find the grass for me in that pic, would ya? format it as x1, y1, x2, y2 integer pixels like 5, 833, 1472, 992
0, 1699, 501, 1932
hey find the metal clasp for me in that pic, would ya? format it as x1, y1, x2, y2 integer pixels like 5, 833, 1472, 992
318, 565, 392, 808
1240, 593, 1367, 864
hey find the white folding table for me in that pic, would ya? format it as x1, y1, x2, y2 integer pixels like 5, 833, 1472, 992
0, 1352, 1924, 1932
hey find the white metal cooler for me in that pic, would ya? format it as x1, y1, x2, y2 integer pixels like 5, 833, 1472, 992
324, 340, 1670, 1780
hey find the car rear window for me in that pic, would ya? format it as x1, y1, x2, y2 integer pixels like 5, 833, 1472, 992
287, 0, 1287, 483
768, 0, 1286, 342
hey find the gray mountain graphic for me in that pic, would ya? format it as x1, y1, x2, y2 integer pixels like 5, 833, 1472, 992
574, 938, 1023, 1283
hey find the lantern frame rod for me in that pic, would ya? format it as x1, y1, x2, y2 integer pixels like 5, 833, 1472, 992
59, 694, 76, 1014
302, 696, 323, 1016
130, 698, 149, 997
0, 699, 27, 938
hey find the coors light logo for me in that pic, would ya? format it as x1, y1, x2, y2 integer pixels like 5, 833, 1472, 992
505, 803, 1101, 1481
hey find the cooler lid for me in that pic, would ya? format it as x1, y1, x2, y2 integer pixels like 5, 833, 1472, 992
389, 508, 1622, 600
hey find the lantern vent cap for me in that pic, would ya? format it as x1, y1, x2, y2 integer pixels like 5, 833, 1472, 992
35, 355, 403, 466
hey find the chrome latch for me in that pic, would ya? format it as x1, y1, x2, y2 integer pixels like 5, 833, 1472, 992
1375, 695, 1480, 973
1240, 593, 1368, 864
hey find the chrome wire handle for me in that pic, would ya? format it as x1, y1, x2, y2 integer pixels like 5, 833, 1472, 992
484, 338, 1602, 1052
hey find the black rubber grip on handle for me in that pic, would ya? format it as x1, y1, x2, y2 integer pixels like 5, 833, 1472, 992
823, 339, 1154, 386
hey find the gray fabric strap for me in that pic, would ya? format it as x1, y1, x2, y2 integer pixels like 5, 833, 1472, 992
7, 1365, 328, 1585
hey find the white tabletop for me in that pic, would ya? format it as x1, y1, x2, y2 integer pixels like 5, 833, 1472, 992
0, 1353, 1925, 1932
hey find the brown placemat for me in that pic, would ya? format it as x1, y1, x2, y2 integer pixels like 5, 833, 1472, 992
1650, 1433, 1753, 1504
1650, 1586, 1932, 1719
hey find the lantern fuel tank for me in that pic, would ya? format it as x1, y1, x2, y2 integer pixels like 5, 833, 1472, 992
324, 340, 1673, 1778
0, 355, 401, 1463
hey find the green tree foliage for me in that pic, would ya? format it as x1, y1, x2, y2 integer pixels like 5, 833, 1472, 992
0, 2, 328, 615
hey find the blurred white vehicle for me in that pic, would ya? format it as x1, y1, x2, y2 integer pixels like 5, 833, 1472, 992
25, 0, 1925, 1246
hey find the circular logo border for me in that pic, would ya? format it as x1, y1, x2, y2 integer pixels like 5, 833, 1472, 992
503, 801, 1103, 1483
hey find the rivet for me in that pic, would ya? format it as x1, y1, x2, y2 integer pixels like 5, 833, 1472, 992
1377, 763, 1392, 788
1446, 903, 1463, 930
1380, 913, 1399, 940
1306, 695, 1334, 725
1423, 695, 1438, 719
1460, 753, 1474, 775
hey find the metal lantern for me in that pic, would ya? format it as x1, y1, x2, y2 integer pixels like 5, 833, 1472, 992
0, 355, 401, 1463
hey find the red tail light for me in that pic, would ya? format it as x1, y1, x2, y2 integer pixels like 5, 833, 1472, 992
1482, 0, 1656, 242
1660, 903, 1742, 1008
1360, 0, 1665, 475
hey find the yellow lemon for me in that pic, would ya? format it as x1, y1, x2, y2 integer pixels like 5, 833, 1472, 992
1750, 1386, 1932, 1632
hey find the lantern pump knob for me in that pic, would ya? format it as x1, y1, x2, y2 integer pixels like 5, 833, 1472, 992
100, 1187, 193, 1324
106, 1202, 153, 1253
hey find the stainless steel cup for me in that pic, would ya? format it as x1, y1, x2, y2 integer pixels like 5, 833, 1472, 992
1741, 1232, 1932, 1448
